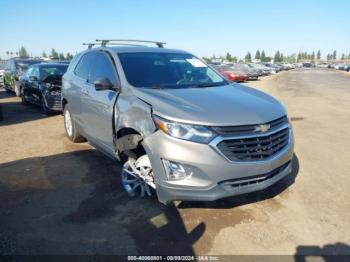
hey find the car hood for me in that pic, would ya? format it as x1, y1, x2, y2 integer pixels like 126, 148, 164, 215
133, 84, 286, 126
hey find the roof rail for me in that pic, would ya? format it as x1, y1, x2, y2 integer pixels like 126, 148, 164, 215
95, 39, 166, 48
82, 43, 97, 49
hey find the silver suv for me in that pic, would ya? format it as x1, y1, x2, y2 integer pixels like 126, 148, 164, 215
62, 40, 294, 204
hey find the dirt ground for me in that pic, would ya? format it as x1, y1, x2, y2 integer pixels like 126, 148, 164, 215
0, 68, 349, 256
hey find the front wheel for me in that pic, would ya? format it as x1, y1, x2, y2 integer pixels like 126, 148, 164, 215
121, 155, 155, 197
63, 104, 85, 142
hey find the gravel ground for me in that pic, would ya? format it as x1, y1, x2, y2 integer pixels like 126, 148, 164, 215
0, 68, 349, 256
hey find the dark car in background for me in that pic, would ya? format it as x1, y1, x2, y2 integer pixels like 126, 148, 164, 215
248, 63, 271, 76
20, 63, 68, 114
3, 58, 43, 96
231, 63, 259, 80
263, 63, 281, 73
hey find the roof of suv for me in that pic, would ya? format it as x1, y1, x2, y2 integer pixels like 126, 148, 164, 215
93, 46, 190, 54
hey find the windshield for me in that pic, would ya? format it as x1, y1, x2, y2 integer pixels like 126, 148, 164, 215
16, 60, 41, 70
40, 65, 68, 81
118, 53, 227, 89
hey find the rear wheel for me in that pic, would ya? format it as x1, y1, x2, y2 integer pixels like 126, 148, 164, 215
63, 104, 85, 142
121, 155, 155, 197
21, 90, 29, 106
14, 81, 21, 97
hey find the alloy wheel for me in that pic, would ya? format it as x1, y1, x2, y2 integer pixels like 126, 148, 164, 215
121, 155, 155, 197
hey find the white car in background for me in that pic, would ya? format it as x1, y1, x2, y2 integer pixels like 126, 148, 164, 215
0, 67, 4, 87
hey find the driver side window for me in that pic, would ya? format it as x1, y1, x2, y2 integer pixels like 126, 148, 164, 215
89, 51, 118, 85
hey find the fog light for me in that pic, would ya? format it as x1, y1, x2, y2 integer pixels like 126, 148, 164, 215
162, 159, 189, 181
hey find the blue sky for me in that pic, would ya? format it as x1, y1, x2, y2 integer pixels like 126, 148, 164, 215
1, 0, 349, 59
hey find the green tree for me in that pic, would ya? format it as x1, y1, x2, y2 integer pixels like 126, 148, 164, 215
255, 50, 261, 60
50, 48, 59, 59
311, 51, 315, 61
260, 50, 266, 62
274, 51, 281, 62
225, 52, 233, 62
317, 50, 321, 60
332, 50, 337, 60
297, 52, 301, 62
42, 51, 47, 58
341, 53, 345, 60
59, 53, 65, 60
202, 57, 211, 63
18, 46, 29, 58
232, 56, 238, 63
280, 53, 284, 62
66, 53, 73, 60
244, 52, 252, 62
285, 54, 296, 63
6, 51, 10, 57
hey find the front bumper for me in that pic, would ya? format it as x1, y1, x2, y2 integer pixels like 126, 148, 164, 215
44, 90, 62, 111
143, 128, 294, 204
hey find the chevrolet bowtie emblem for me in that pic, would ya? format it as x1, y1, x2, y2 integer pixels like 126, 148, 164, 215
255, 124, 271, 132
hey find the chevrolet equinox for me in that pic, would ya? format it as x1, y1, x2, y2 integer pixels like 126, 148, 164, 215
61, 40, 294, 204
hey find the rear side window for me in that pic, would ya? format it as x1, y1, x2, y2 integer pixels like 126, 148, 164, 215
74, 52, 95, 80
89, 52, 117, 85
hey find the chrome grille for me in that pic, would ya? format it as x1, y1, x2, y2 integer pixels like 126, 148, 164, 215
216, 127, 290, 161
211, 116, 288, 136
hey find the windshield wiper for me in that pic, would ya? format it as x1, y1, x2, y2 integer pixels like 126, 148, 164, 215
195, 82, 225, 88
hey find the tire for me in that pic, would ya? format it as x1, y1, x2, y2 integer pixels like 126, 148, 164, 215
21, 92, 29, 106
121, 154, 156, 198
63, 104, 85, 142
14, 82, 21, 97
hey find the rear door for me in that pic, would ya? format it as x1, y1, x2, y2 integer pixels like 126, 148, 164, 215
80, 50, 119, 155
21, 66, 34, 100
68, 52, 95, 131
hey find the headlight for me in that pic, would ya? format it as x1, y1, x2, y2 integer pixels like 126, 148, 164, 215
152, 115, 215, 143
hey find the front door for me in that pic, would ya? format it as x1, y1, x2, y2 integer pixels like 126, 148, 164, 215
80, 51, 119, 155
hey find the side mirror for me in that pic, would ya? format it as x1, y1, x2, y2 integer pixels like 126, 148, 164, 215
29, 76, 38, 81
94, 78, 114, 91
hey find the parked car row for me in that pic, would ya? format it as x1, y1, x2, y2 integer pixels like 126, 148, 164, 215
2, 57, 69, 114
312, 62, 350, 72
329, 63, 350, 72
208, 61, 297, 82
1, 41, 295, 204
